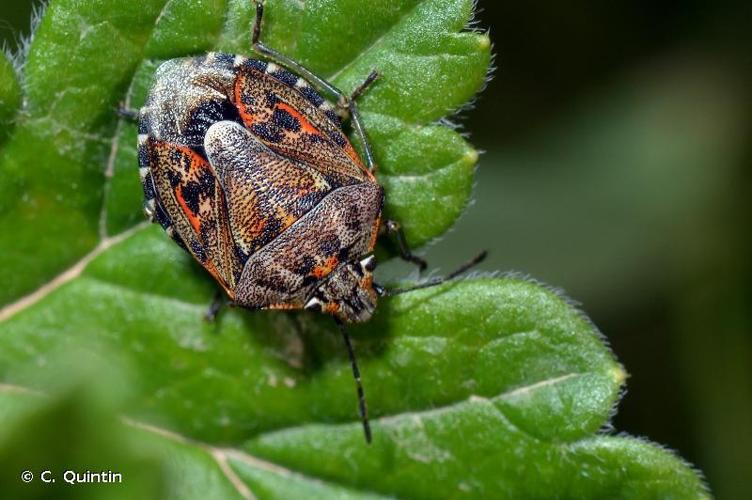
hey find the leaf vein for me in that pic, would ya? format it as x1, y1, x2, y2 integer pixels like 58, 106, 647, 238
0, 223, 148, 323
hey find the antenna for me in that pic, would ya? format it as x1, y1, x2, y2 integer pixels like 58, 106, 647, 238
336, 319, 372, 444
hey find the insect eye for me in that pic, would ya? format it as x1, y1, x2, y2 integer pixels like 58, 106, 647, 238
359, 255, 376, 272
304, 297, 323, 312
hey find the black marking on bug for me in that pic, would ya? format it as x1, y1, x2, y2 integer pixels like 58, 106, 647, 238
190, 239, 207, 262
272, 107, 301, 132
250, 122, 284, 143
264, 90, 281, 108
142, 171, 156, 200
180, 182, 203, 215
329, 131, 347, 148
297, 255, 317, 276
306, 133, 326, 144
213, 52, 236, 66
337, 245, 352, 263
296, 85, 325, 107
297, 191, 325, 214
324, 109, 340, 124
269, 67, 299, 88
318, 236, 342, 256
138, 144, 149, 168
185, 99, 244, 145
242, 58, 268, 72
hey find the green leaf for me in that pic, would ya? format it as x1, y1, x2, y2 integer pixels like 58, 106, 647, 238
0, 51, 21, 145
0, 0, 175, 305
0, 0, 707, 498
0, 387, 166, 500
0, 225, 707, 498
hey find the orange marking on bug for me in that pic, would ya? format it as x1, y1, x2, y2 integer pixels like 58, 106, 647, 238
273, 205, 298, 231
336, 131, 372, 179
276, 102, 321, 136
247, 217, 266, 239
324, 302, 340, 314
175, 185, 201, 234
369, 215, 381, 250
266, 303, 301, 311
312, 256, 339, 279
343, 142, 367, 169
204, 261, 233, 297
234, 73, 256, 127
361, 275, 373, 288
169, 144, 214, 235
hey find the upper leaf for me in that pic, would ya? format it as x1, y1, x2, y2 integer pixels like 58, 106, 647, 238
0, 51, 21, 145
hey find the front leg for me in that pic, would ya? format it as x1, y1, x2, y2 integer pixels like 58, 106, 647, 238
117, 103, 139, 122
384, 220, 427, 271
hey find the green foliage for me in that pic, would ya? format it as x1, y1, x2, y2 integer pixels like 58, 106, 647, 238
0, 51, 21, 144
0, 357, 166, 500
0, 0, 707, 498
0, 227, 707, 498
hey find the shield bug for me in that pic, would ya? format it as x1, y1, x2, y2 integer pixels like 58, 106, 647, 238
127, 0, 485, 443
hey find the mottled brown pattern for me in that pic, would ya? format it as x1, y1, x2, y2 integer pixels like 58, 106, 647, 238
205, 121, 332, 257
235, 182, 383, 310
233, 67, 372, 186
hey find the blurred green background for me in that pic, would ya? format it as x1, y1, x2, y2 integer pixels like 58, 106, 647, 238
2, 0, 750, 498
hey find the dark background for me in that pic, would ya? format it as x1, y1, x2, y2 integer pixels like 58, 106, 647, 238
2, 1, 750, 498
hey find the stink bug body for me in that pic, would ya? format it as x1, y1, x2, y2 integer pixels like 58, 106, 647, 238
131, 0, 484, 443
139, 52, 383, 323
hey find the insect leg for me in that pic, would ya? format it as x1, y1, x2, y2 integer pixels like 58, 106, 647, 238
384, 220, 428, 271
349, 71, 380, 102
204, 289, 226, 322
251, 0, 342, 98
250, 0, 377, 172
336, 318, 372, 444
117, 103, 139, 122
342, 94, 377, 172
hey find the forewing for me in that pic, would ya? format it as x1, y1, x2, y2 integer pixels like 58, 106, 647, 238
143, 137, 241, 293
232, 60, 370, 186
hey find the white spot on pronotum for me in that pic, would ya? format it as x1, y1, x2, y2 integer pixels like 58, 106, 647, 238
233, 55, 246, 67
294, 78, 309, 89
143, 198, 155, 220
139, 167, 148, 180
137, 134, 148, 145
359, 255, 376, 272
304, 297, 323, 310
265, 62, 279, 74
